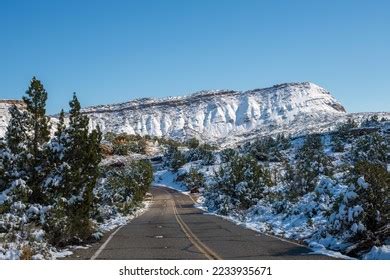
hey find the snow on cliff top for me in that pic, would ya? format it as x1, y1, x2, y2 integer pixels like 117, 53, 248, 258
80, 82, 347, 145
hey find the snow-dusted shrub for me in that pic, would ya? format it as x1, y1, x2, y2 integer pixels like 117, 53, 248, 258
351, 132, 389, 167
249, 137, 282, 162
182, 168, 205, 193
204, 155, 272, 212
94, 160, 153, 218
335, 118, 358, 142
185, 144, 215, 165
328, 161, 390, 256
220, 148, 237, 163
289, 134, 332, 196
163, 145, 187, 171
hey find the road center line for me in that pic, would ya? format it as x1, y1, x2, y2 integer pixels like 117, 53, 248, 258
160, 188, 222, 260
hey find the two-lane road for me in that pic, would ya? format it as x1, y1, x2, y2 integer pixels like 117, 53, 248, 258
69, 187, 334, 260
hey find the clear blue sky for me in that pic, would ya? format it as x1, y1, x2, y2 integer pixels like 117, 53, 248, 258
1, 0, 389, 114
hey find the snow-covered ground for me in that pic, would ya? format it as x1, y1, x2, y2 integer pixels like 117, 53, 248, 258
153, 169, 188, 192
363, 245, 390, 260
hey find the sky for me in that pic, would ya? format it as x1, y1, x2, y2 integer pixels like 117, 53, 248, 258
0, 0, 389, 114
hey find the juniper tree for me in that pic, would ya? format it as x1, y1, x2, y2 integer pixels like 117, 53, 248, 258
213, 154, 272, 210
184, 168, 205, 192
332, 134, 345, 153
336, 118, 358, 141
294, 134, 331, 195
329, 161, 390, 256
351, 132, 389, 168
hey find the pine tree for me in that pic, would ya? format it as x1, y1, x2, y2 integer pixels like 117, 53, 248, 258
6, 105, 29, 156
44, 110, 68, 200
4, 105, 31, 201
61, 93, 102, 243
0, 140, 10, 191
22, 77, 51, 204
23, 77, 51, 157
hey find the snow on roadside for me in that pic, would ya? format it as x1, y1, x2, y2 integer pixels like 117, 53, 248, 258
363, 245, 390, 260
153, 169, 188, 192
97, 200, 152, 234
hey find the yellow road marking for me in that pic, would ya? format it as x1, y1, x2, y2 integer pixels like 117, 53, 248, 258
160, 188, 222, 260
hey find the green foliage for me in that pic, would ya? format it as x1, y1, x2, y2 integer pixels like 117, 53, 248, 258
60, 94, 102, 244
213, 154, 272, 210
109, 133, 149, 155
186, 144, 215, 165
249, 135, 289, 162
351, 162, 389, 238
23, 77, 52, 204
184, 168, 205, 192
351, 132, 389, 167
186, 138, 200, 149
96, 160, 153, 215
220, 148, 237, 163
104, 132, 117, 143
164, 145, 187, 171
45, 93, 102, 246
292, 134, 332, 195
113, 142, 130, 155
171, 149, 187, 171
335, 118, 358, 141
329, 161, 390, 255
332, 134, 345, 153
4, 78, 52, 204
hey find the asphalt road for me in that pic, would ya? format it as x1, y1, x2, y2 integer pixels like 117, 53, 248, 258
68, 186, 334, 260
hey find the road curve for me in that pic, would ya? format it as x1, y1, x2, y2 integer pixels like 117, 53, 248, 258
68, 187, 335, 260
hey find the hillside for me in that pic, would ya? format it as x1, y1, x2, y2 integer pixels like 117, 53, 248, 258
82, 82, 346, 146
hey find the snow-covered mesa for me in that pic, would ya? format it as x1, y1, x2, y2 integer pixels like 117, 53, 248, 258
1, 82, 388, 146
82, 82, 346, 145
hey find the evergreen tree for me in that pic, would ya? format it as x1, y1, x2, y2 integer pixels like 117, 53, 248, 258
294, 134, 331, 195
6, 105, 29, 156
213, 155, 272, 210
186, 138, 199, 149
46, 94, 102, 245
62, 93, 101, 243
17, 77, 52, 204
171, 149, 186, 171
4, 105, 31, 202
332, 134, 345, 153
0, 140, 10, 191
184, 168, 205, 193
23, 77, 51, 158
351, 132, 389, 167
336, 118, 358, 141
220, 148, 236, 163
329, 161, 390, 255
